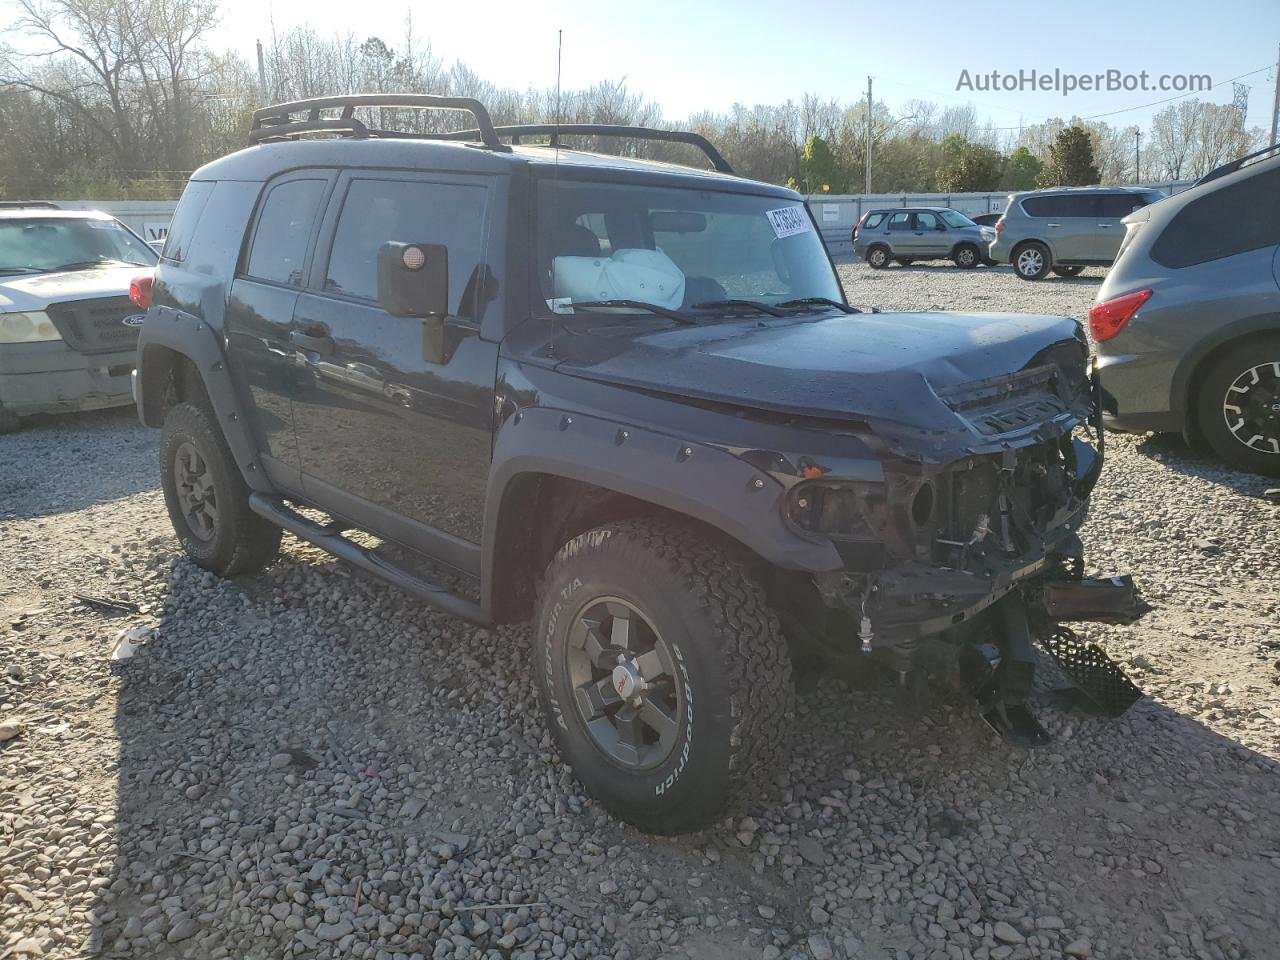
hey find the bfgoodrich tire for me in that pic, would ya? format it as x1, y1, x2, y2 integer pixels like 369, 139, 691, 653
534, 519, 793, 834
160, 402, 282, 575
1195, 336, 1280, 477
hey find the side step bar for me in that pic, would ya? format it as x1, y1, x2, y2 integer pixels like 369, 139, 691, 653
248, 494, 491, 626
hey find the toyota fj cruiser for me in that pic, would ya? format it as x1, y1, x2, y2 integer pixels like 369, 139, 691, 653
134, 95, 1136, 834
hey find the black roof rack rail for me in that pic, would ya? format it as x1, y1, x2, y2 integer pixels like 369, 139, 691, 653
440, 124, 734, 174
0, 200, 61, 209
249, 94, 509, 152
1195, 141, 1280, 186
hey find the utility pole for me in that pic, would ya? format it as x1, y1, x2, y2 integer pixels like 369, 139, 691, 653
256, 40, 269, 107
864, 76, 873, 195
1270, 43, 1279, 147
1134, 129, 1142, 183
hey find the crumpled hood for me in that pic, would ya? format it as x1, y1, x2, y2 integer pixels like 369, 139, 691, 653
552, 310, 1089, 445
0, 265, 147, 312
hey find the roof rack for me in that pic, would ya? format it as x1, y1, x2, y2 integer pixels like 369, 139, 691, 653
449, 124, 735, 174
1195, 142, 1280, 186
249, 94, 510, 151
0, 200, 61, 209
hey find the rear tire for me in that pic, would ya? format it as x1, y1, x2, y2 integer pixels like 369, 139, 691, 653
1052, 265, 1085, 278
1194, 337, 1280, 476
1013, 242, 1051, 280
952, 244, 979, 269
534, 518, 793, 834
866, 246, 890, 269
160, 402, 282, 575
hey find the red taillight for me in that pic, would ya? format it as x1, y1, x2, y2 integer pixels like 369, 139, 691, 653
994, 220, 1005, 234
853, 212, 869, 239
1089, 288, 1152, 342
129, 274, 153, 310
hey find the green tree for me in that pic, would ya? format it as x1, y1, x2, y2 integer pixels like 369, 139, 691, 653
798, 134, 846, 193
1038, 125, 1100, 187
935, 134, 1002, 192
1001, 146, 1043, 191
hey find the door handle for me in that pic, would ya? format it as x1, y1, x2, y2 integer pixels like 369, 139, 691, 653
1098, 223, 1112, 228
1047, 222, 1061, 228
290, 326, 334, 355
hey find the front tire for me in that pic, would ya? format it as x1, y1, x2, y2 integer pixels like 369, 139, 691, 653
160, 402, 282, 575
1195, 337, 1280, 476
952, 244, 979, 269
1013, 242, 1051, 280
534, 519, 793, 834
866, 246, 890, 269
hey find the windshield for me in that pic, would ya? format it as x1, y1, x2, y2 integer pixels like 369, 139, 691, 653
536, 180, 842, 316
940, 209, 975, 228
0, 217, 157, 275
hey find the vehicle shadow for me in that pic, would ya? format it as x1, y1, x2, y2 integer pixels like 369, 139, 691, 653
75, 545, 1280, 959
0, 406, 159, 519
1132, 431, 1278, 497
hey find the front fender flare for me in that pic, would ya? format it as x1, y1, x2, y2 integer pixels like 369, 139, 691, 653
135, 306, 274, 493
480, 406, 843, 615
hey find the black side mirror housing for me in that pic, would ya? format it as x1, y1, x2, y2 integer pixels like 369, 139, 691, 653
936, 223, 947, 231
377, 242, 449, 318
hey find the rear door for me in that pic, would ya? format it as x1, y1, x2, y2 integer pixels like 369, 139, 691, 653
223, 171, 334, 490
289, 170, 499, 559
885, 210, 915, 255
1022, 194, 1097, 262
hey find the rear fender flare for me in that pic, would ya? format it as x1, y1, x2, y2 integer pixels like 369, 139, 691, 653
135, 305, 273, 493
480, 406, 843, 615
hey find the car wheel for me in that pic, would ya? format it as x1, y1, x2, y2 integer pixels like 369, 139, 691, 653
952, 244, 979, 269
160, 402, 282, 575
1195, 336, 1280, 476
1052, 265, 1085, 278
0, 404, 20, 435
1013, 242, 1051, 280
534, 518, 793, 834
866, 246, 890, 269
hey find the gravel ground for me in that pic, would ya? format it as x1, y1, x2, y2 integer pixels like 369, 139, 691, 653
3, 262, 1279, 960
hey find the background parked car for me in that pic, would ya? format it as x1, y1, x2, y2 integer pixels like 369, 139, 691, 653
989, 186, 1166, 280
970, 212, 1003, 227
1093, 144, 1280, 475
852, 206, 993, 269
0, 205, 157, 432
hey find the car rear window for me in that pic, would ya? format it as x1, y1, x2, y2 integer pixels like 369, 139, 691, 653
161, 180, 214, 262
1150, 167, 1280, 268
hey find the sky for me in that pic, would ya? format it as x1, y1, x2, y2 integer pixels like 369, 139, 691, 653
196, 0, 1280, 134
4, 0, 1278, 135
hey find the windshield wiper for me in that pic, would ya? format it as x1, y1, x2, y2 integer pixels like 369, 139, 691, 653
564, 299, 697, 325
50, 258, 140, 272
777, 297, 859, 314
691, 298, 785, 318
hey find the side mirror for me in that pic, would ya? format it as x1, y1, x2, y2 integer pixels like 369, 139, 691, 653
377, 242, 448, 317
935, 223, 947, 231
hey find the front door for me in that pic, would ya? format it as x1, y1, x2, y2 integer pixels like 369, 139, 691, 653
289, 172, 499, 560
223, 172, 334, 488
911, 211, 948, 255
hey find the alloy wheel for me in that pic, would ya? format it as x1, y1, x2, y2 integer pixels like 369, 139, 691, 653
565, 597, 682, 770
173, 440, 219, 541
1016, 248, 1043, 277
1222, 362, 1280, 455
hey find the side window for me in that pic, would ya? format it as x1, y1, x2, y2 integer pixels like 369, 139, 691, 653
1021, 196, 1058, 218
162, 180, 214, 262
915, 212, 939, 230
863, 212, 886, 229
324, 178, 488, 317
1151, 168, 1280, 269
887, 212, 912, 231
244, 179, 326, 286
1058, 195, 1098, 217
1100, 194, 1144, 218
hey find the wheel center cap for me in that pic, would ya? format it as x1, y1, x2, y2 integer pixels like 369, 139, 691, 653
612, 661, 643, 700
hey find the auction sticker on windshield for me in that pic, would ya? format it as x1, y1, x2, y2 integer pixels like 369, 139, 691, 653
765, 207, 810, 238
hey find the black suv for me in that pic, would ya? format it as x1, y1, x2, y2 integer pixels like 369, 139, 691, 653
135, 95, 1121, 833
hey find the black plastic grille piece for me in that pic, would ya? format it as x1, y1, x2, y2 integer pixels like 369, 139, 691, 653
1040, 626, 1142, 717
46, 296, 139, 354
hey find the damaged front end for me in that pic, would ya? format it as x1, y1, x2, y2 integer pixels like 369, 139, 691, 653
776, 347, 1146, 744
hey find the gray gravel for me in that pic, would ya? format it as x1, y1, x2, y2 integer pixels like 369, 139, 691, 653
3, 263, 1279, 960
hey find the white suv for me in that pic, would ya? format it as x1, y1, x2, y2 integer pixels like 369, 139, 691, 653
0, 206, 157, 432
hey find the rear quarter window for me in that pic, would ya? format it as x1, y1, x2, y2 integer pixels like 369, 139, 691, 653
1150, 167, 1280, 268
243, 178, 328, 286
863, 212, 886, 229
